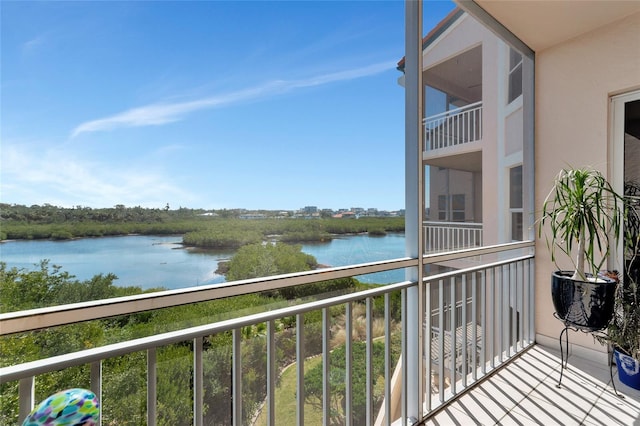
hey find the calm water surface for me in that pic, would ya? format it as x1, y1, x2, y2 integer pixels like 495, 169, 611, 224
0, 233, 405, 289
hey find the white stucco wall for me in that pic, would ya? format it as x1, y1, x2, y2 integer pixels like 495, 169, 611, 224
535, 12, 640, 358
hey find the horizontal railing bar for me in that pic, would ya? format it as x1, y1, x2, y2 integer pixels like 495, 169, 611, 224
0, 257, 416, 336
423, 255, 533, 284
423, 221, 483, 227
422, 101, 483, 124
0, 279, 414, 384
422, 240, 533, 265
1, 242, 532, 336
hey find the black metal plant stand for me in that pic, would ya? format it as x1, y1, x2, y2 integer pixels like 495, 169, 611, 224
554, 313, 623, 398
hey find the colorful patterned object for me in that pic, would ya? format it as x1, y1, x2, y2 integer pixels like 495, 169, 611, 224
22, 388, 99, 426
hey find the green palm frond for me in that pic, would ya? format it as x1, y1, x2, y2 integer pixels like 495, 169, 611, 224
538, 167, 624, 280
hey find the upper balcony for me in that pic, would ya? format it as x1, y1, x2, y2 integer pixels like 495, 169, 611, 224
422, 102, 483, 171
423, 220, 482, 253
424, 101, 483, 152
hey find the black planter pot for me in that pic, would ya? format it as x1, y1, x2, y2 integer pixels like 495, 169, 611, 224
551, 271, 617, 332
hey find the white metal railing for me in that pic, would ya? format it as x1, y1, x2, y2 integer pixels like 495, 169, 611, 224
1, 242, 534, 425
0, 257, 415, 336
423, 221, 483, 253
423, 101, 483, 151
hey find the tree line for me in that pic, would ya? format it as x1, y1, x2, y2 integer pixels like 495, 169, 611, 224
0, 204, 405, 246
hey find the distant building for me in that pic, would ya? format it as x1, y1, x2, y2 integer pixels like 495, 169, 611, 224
331, 211, 356, 219
239, 213, 266, 220
320, 208, 334, 217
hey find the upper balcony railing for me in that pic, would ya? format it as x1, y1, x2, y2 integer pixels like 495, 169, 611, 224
423, 221, 483, 253
0, 242, 534, 426
423, 101, 483, 152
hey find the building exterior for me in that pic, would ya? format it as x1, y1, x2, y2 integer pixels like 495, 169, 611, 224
399, 8, 525, 257
395, 12, 530, 401
483, 0, 640, 360
405, 0, 639, 364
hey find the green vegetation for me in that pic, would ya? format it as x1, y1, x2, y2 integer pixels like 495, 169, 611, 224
304, 338, 401, 425
226, 243, 317, 281
0, 203, 404, 248
254, 357, 324, 426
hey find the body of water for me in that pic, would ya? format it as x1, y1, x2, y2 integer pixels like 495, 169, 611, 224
0, 233, 406, 290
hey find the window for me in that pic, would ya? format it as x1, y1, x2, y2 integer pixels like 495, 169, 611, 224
509, 166, 523, 240
508, 48, 523, 103
451, 194, 466, 222
438, 195, 447, 220
437, 194, 466, 222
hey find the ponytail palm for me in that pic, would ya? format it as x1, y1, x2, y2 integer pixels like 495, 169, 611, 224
539, 168, 624, 281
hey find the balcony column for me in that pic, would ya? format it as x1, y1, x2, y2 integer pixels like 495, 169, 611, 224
405, 0, 423, 423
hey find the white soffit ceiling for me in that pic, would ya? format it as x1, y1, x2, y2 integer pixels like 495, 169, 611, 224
472, 0, 640, 51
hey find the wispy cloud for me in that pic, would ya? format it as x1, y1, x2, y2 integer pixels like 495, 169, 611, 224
22, 36, 45, 53
1, 144, 193, 208
71, 61, 396, 137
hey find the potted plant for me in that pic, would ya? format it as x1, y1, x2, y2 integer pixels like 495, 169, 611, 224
539, 167, 625, 331
605, 181, 640, 389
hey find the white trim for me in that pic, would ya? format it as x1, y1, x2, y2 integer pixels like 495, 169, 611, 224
504, 93, 523, 117
609, 89, 640, 271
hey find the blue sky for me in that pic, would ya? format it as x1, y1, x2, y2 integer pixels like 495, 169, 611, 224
1, 1, 456, 211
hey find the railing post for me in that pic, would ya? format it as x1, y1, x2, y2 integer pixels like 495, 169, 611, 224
450, 277, 457, 395
488, 267, 495, 369
18, 377, 34, 424
480, 269, 486, 374
193, 338, 203, 426
296, 314, 305, 426
366, 297, 373, 425
425, 282, 432, 413
461, 274, 468, 388
147, 347, 157, 426
383, 295, 392, 425
345, 303, 353, 426
267, 320, 276, 426
322, 308, 330, 426
529, 258, 536, 342
90, 361, 102, 426
232, 329, 242, 426
438, 279, 445, 403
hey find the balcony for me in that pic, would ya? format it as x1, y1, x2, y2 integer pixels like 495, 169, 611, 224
423, 221, 483, 253
423, 102, 483, 153
2, 242, 640, 425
